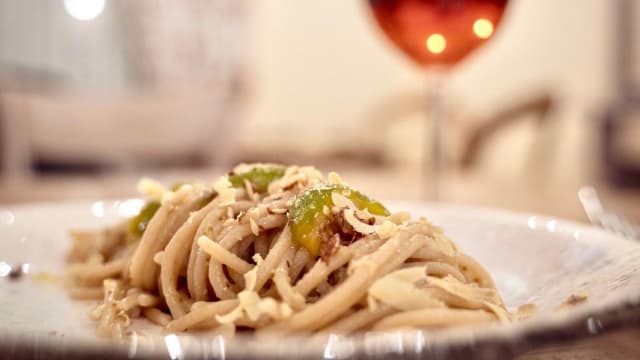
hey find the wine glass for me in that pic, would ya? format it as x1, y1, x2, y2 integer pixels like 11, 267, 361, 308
366, 0, 509, 199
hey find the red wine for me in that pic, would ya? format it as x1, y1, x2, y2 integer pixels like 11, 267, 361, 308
369, 0, 508, 66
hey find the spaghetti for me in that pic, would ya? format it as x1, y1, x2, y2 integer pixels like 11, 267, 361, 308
66, 163, 515, 338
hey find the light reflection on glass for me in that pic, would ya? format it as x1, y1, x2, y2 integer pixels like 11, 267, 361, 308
216, 335, 227, 360
0, 262, 11, 277
586, 317, 599, 334
527, 216, 536, 230
91, 201, 105, 218
546, 220, 557, 233
118, 199, 145, 218
21, 263, 30, 274
426, 33, 446, 54
323, 334, 336, 359
493, 272, 529, 299
0, 210, 15, 225
63, 0, 105, 21
573, 230, 581, 240
473, 18, 494, 39
363, 332, 381, 356
324, 333, 355, 359
414, 330, 425, 353
128, 331, 139, 358
391, 332, 404, 353
164, 334, 183, 360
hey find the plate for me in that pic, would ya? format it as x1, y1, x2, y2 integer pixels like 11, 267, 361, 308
1, 200, 640, 359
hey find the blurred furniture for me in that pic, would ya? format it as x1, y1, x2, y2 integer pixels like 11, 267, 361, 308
0, 66, 67, 180
0, 85, 236, 179
0, 0, 246, 180
359, 88, 558, 171
600, 0, 640, 188
459, 91, 554, 168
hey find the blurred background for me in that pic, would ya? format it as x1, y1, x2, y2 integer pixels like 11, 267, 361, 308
1, 0, 639, 223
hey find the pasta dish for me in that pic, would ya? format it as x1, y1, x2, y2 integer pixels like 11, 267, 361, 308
66, 163, 517, 338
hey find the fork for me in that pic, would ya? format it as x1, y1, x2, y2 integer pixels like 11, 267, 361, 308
578, 186, 639, 240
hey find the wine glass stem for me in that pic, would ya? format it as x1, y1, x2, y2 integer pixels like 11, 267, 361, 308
425, 75, 446, 201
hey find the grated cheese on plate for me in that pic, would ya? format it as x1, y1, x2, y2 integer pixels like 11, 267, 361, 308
213, 176, 236, 206
249, 218, 260, 236
327, 172, 344, 185
243, 254, 264, 291
343, 209, 376, 235
137, 178, 167, 201
388, 211, 411, 225
375, 220, 398, 240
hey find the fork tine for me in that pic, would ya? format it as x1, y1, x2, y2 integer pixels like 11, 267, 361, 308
619, 215, 638, 239
578, 186, 605, 227
578, 186, 638, 241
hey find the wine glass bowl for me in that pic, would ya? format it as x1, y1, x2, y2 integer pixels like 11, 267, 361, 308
368, 0, 509, 67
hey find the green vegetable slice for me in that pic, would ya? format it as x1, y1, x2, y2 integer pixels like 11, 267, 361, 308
128, 201, 161, 238
229, 165, 286, 193
289, 184, 389, 258
170, 182, 186, 191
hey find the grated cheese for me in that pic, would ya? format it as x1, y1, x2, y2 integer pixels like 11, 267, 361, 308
161, 183, 194, 205
248, 207, 261, 219
388, 211, 411, 225
375, 220, 398, 240
347, 256, 376, 276
137, 178, 167, 201
249, 218, 260, 236
243, 254, 264, 291
322, 205, 330, 216
267, 166, 325, 194
213, 176, 236, 206
327, 172, 344, 185
430, 233, 457, 257
215, 306, 244, 324
238, 291, 294, 322
343, 209, 375, 235
272, 173, 305, 193
299, 166, 324, 181
238, 291, 262, 321
243, 178, 255, 199
216, 289, 293, 324
331, 192, 354, 209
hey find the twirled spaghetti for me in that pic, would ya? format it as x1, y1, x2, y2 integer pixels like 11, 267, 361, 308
66, 164, 515, 338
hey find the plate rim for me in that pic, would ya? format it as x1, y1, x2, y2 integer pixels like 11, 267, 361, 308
1, 199, 640, 359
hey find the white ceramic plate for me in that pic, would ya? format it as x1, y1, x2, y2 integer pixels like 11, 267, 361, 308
1, 200, 640, 359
